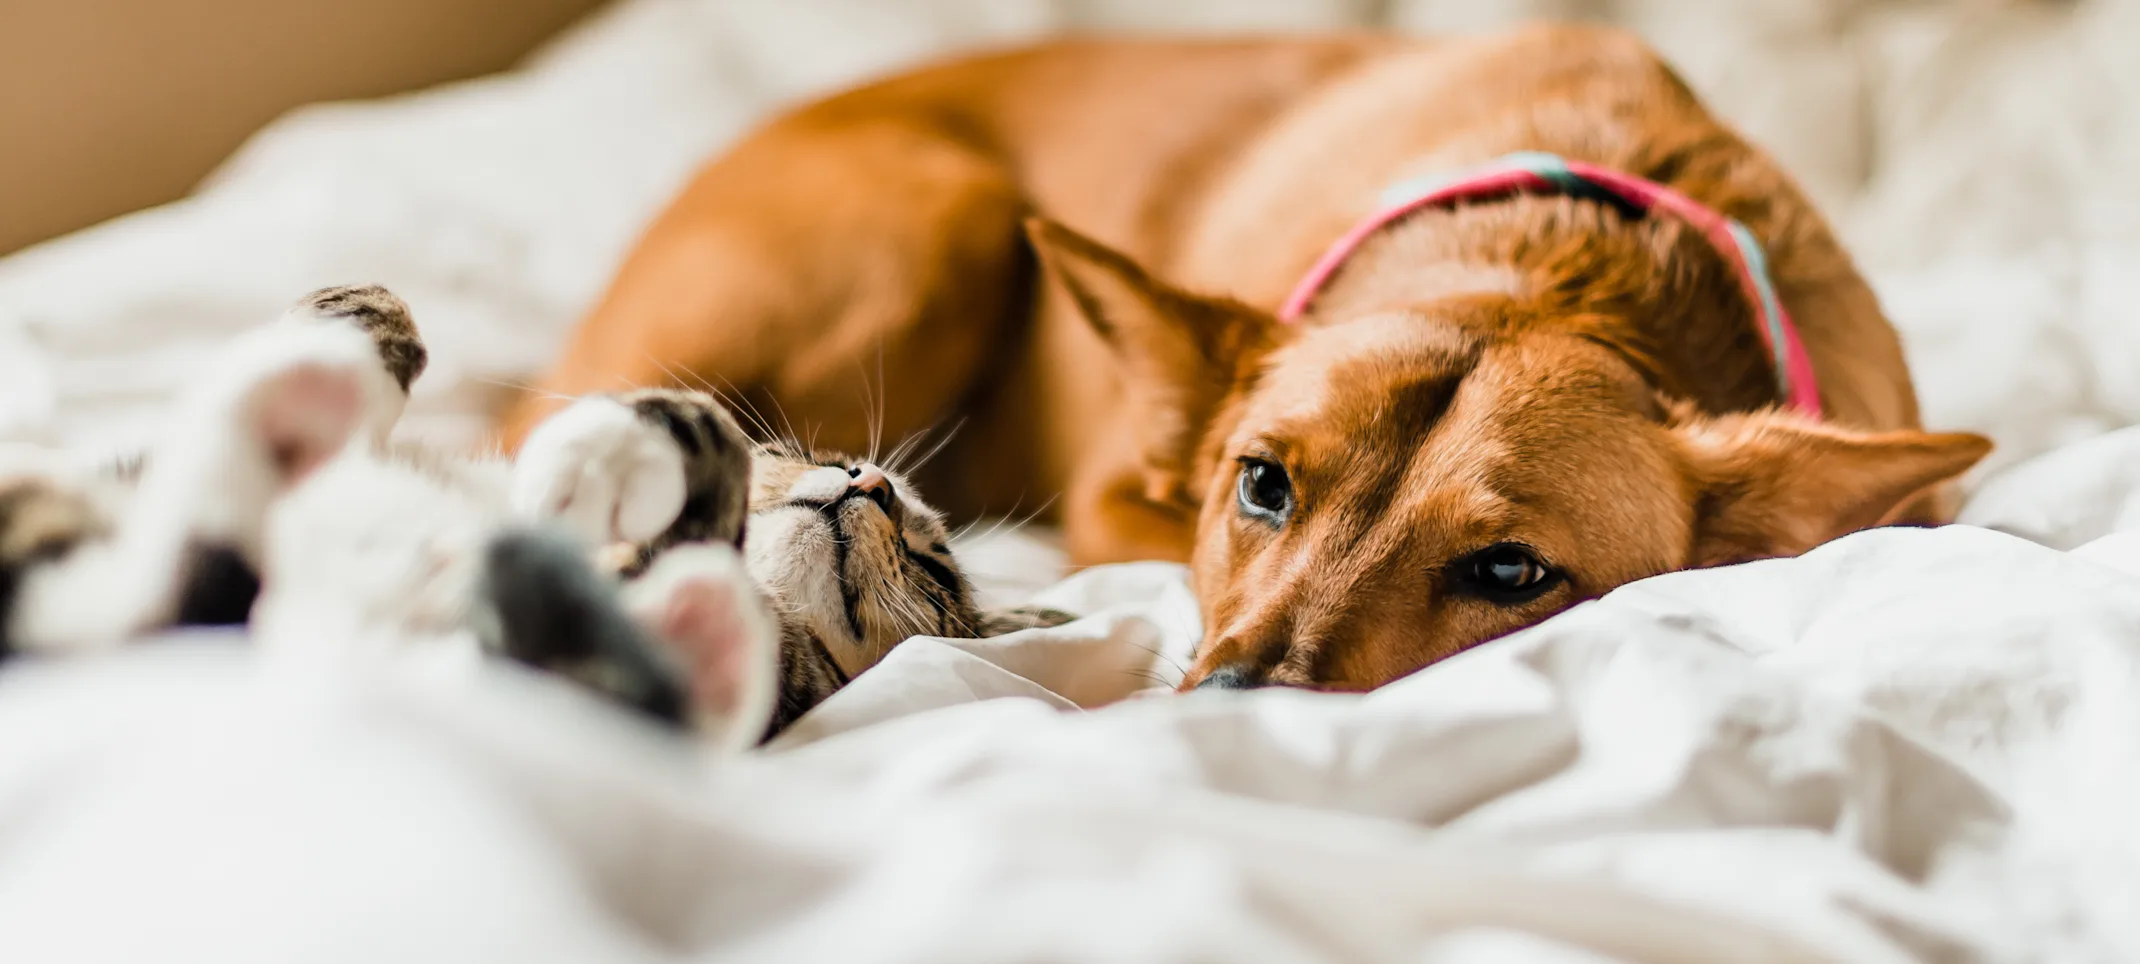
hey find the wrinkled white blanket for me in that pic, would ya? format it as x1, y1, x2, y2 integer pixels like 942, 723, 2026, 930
8, 528, 2140, 962
6, 0, 2140, 960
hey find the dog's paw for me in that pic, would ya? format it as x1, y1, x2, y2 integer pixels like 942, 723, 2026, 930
511, 396, 688, 549
622, 544, 778, 751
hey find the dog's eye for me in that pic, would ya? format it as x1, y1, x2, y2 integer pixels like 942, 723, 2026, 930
1236, 458, 1292, 520
1459, 544, 1559, 602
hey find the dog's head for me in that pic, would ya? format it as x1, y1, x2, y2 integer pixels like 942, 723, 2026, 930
1028, 216, 1989, 691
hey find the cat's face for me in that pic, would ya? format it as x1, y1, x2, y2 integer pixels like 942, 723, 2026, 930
745, 441, 979, 678
505, 387, 1073, 738
510, 390, 993, 679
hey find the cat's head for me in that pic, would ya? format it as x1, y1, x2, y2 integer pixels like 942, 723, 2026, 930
744, 441, 981, 678
511, 386, 1076, 739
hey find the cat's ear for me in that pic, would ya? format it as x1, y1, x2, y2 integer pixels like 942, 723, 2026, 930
624, 544, 779, 750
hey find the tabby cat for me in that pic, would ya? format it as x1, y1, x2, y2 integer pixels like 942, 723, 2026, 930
0, 286, 1069, 744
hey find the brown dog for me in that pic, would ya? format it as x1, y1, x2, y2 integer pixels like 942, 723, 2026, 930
502, 26, 1989, 692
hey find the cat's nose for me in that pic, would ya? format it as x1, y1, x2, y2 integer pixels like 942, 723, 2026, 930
847, 463, 895, 511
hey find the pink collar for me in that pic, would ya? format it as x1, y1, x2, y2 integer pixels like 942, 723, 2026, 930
1275, 152, 1821, 418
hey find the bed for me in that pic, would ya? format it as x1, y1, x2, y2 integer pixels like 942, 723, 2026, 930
4, 0, 2139, 959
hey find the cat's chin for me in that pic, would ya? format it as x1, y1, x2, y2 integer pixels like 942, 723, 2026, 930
742, 505, 848, 626
743, 496, 919, 667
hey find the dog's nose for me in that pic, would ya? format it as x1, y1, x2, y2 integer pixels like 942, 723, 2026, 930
1193, 664, 1266, 691
847, 463, 895, 512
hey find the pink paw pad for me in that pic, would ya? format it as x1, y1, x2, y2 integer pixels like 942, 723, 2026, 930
660, 575, 755, 718
249, 363, 365, 483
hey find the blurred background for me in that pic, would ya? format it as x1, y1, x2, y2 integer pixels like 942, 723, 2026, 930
0, 0, 2133, 481
4, 0, 2118, 256
0, 0, 609, 255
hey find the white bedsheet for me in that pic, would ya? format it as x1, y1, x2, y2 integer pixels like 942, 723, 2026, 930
8, 527, 2140, 962
6, 0, 2140, 960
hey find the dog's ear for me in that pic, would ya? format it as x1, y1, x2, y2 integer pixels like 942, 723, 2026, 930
1673, 408, 1991, 566
1024, 217, 1280, 508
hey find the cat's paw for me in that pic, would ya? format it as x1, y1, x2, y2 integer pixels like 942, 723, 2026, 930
142, 323, 379, 528
279, 285, 426, 443
511, 397, 688, 550
247, 361, 366, 483
205, 323, 378, 489
470, 526, 690, 725
622, 544, 778, 751
471, 529, 775, 747
8, 325, 377, 651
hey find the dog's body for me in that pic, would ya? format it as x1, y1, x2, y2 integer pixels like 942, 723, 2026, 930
509, 26, 1988, 691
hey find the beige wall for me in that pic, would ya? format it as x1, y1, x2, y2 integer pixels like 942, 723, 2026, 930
0, 0, 612, 255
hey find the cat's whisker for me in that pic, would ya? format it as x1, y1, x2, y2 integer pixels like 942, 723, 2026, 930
1121, 637, 1187, 677
858, 343, 887, 466
692, 367, 793, 450
891, 417, 965, 479
697, 380, 781, 447
642, 353, 690, 390
716, 390, 784, 449
881, 424, 934, 477
644, 350, 781, 448
650, 359, 739, 419
1123, 668, 1172, 688
914, 418, 966, 471
718, 369, 808, 453
885, 574, 931, 639
947, 511, 995, 542
951, 495, 1059, 549
767, 393, 807, 454
470, 375, 574, 403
